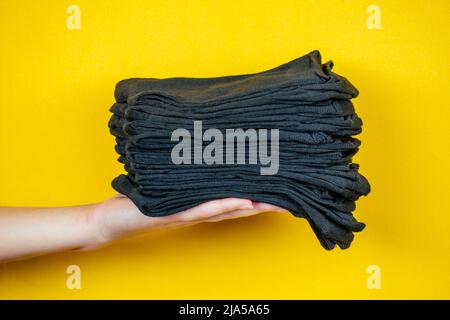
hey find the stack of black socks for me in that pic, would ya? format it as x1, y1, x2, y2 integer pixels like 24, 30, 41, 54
108, 50, 370, 250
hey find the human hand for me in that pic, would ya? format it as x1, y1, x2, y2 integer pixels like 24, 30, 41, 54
86, 195, 288, 249
0, 196, 288, 262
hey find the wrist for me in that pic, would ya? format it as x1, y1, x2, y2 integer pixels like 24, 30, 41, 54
78, 202, 115, 251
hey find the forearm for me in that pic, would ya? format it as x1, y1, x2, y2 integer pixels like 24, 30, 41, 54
0, 204, 100, 263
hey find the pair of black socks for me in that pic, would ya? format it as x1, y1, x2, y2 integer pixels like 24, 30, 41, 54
108, 50, 370, 250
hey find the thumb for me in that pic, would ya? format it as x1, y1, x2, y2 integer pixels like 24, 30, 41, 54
168, 198, 254, 223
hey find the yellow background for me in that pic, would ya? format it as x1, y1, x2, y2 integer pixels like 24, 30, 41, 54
0, 0, 449, 299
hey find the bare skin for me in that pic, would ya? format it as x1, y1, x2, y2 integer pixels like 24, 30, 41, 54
0, 195, 287, 263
